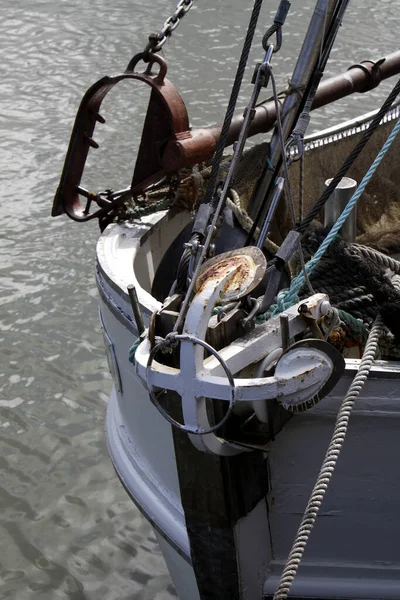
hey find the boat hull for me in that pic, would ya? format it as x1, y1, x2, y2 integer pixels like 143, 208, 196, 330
98, 242, 400, 599
96, 105, 400, 598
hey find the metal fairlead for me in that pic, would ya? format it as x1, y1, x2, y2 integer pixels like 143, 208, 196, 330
135, 254, 345, 455
52, 53, 190, 222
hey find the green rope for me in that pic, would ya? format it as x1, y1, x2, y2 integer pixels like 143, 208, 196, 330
337, 309, 369, 346
128, 338, 141, 363
274, 115, 400, 315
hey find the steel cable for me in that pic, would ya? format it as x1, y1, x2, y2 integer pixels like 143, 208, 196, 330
173, 0, 265, 329
173, 0, 264, 298
202, 0, 264, 209
297, 77, 400, 235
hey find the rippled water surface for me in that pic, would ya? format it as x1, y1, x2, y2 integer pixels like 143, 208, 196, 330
0, 1, 398, 598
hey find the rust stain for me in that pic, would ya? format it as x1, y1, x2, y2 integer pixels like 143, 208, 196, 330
196, 255, 255, 297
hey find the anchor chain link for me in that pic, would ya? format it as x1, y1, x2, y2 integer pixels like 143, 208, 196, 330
143, 0, 194, 59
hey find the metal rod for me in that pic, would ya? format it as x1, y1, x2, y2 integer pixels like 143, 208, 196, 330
127, 284, 145, 335
161, 51, 400, 171
324, 177, 358, 242
227, 51, 400, 139
257, 177, 285, 249
248, 0, 340, 220
280, 314, 290, 351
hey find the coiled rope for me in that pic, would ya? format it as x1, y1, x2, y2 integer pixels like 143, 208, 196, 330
272, 310, 386, 600
351, 244, 400, 275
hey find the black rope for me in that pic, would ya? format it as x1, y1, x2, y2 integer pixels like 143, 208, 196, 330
297, 76, 400, 235
336, 238, 400, 341
174, 0, 264, 293
202, 0, 264, 210
298, 232, 400, 338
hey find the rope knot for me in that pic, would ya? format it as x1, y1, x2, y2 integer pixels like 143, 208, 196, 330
155, 332, 179, 354
272, 289, 299, 317
285, 78, 306, 98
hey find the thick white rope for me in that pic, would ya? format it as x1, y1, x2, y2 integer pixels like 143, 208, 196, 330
225, 192, 280, 256
351, 244, 400, 275
272, 311, 385, 599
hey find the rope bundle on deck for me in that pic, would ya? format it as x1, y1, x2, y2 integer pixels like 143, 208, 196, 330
296, 232, 400, 356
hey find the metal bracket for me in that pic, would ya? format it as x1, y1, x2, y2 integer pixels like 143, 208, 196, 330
135, 258, 344, 455
52, 53, 190, 222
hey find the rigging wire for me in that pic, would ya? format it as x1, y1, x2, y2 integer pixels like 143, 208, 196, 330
264, 65, 315, 295
285, 0, 350, 163
198, 0, 265, 210
249, 0, 349, 250
297, 76, 400, 235
272, 113, 400, 314
172, 0, 265, 330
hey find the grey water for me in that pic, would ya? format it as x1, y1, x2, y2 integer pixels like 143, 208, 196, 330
0, 1, 397, 598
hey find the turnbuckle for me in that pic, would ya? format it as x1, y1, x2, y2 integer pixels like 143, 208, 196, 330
52, 53, 190, 222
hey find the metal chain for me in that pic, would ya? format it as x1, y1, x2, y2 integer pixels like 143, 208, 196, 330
144, 0, 194, 57
172, 0, 269, 333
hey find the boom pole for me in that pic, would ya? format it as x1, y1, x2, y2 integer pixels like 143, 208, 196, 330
161, 50, 400, 173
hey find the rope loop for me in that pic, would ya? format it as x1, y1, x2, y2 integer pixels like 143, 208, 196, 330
286, 78, 306, 98
262, 24, 282, 53
268, 288, 299, 318
145, 333, 237, 436
154, 332, 179, 354
262, 0, 291, 53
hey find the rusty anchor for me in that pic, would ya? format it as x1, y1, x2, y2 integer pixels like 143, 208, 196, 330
53, 49, 400, 223
52, 52, 193, 222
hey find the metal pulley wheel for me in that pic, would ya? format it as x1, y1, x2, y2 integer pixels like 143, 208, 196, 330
275, 338, 345, 412
195, 247, 267, 302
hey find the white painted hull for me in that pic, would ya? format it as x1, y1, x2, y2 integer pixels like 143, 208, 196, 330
94, 104, 400, 598
97, 215, 201, 598
97, 210, 400, 599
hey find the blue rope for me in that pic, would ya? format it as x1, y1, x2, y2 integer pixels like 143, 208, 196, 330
272, 115, 400, 316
